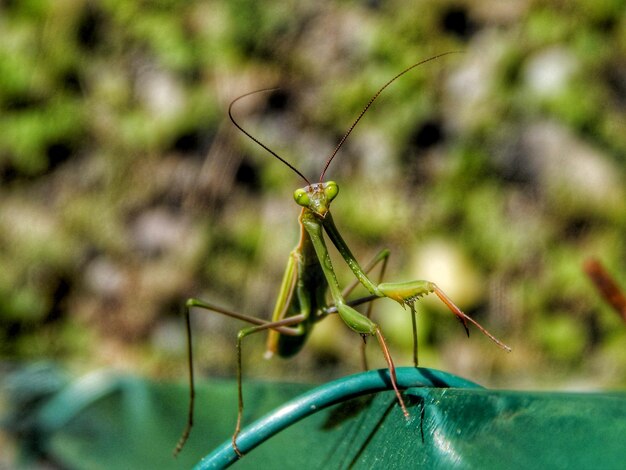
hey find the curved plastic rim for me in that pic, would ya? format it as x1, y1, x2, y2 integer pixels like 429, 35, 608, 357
194, 367, 482, 469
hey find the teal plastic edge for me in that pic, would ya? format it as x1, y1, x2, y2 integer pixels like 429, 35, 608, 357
194, 367, 482, 469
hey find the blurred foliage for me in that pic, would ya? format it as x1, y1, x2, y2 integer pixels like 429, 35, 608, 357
1, 0, 626, 429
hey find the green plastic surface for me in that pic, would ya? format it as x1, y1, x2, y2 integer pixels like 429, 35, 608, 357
5, 367, 626, 469
231, 387, 626, 470
198, 367, 482, 468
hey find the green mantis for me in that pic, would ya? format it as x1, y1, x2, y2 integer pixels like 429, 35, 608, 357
174, 54, 511, 458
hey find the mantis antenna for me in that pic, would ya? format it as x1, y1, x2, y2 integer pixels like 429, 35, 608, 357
318, 51, 461, 182
228, 88, 311, 185
228, 52, 461, 185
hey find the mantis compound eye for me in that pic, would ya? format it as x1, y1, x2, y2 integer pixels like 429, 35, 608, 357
323, 181, 338, 202
293, 188, 310, 207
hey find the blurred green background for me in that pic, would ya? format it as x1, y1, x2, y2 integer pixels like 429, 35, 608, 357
1, 0, 626, 461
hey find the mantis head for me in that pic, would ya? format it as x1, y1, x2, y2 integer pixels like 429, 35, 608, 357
293, 181, 338, 217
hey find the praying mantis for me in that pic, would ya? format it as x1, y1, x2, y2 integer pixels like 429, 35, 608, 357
174, 54, 511, 458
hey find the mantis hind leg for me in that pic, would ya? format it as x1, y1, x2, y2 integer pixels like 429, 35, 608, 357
173, 298, 305, 457
232, 317, 307, 456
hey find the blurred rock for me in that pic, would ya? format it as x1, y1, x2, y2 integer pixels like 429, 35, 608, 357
410, 238, 485, 310
84, 257, 126, 298
135, 66, 185, 119
522, 120, 624, 215
523, 47, 578, 98
129, 208, 190, 258
444, 30, 507, 133
151, 318, 186, 354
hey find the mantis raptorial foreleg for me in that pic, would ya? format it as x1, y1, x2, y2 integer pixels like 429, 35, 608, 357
379, 282, 512, 351
301, 212, 410, 418
340, 248, 393, 370
322, 213, 512, 353
343, 248, 474, 367
340, 248, 391, 300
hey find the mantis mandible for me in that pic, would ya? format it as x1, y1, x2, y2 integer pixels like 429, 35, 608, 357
174, 54, 511, 458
